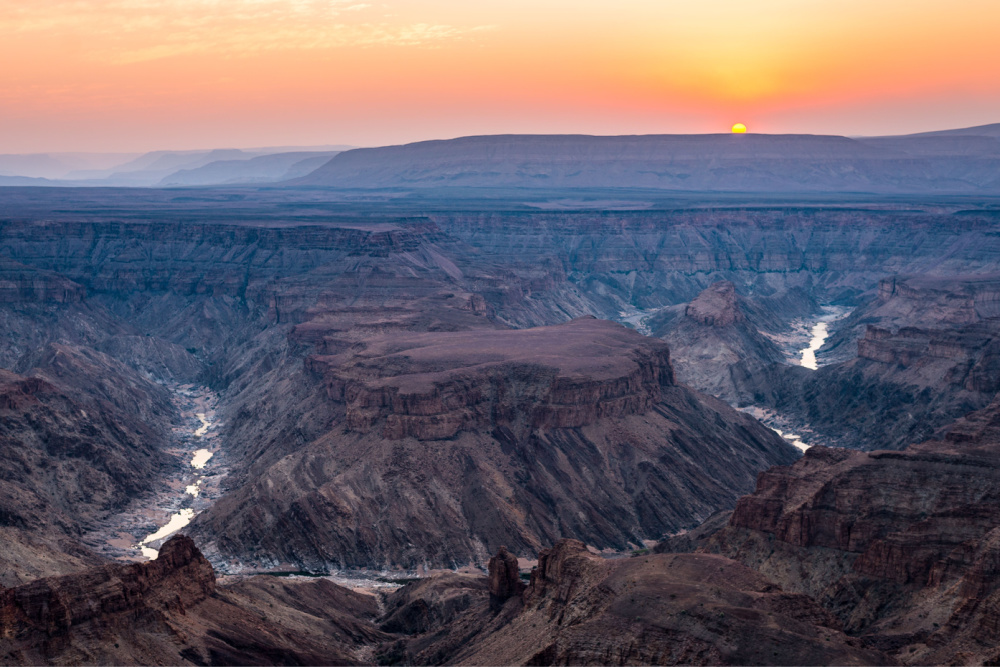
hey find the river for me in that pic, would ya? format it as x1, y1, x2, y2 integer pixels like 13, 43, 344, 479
86, 384, 225, 562
138, 394, 218, 559
743, 305, 852, 452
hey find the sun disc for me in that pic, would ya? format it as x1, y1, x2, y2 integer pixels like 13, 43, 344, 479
732, 123, 747, 134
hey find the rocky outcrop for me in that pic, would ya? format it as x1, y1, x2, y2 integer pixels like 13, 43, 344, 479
0, 535, 387, 665
652, 282, 789, 403
699, 406, 1000, 664
380, 573, 489, 636
382, 538, 889, 665
684, 281, 745, 326
488, 546, 525, 610
0, 536, 214, 648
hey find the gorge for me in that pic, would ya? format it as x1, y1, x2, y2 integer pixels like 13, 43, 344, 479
2, 179, 1000, 664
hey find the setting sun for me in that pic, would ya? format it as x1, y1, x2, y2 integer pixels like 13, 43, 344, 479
732, 123, 748, 133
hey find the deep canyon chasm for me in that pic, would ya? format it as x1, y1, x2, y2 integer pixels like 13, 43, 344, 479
4, 189, 1000, 664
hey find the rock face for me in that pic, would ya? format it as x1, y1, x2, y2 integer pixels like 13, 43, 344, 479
0, 359, 173, 585
696, 403, 1000, 665
0, 260, 85, 304
0, 535, 386, 665
379, 573, 489, 636
488, 546, 525, 610
191, 317, 795, 569
1, 535, 215, 661
379, 538, 888, 666
684, 281, 745, 326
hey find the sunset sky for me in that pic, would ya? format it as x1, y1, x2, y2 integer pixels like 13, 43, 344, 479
2, 0, 998, 152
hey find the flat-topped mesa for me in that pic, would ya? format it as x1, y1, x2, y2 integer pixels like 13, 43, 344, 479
307, 318, 674, 441
684, 281, 745, 327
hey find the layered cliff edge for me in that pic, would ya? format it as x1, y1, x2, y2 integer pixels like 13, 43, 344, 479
0, 535, 385, 665
681, 399, 1000, 665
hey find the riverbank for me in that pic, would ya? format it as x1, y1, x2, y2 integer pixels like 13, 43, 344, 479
84, 384, 227, 562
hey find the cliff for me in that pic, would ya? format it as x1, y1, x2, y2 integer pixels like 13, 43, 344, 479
307, 317, 674, 441
701, 405, 1000, 664
0, 535, 386, 665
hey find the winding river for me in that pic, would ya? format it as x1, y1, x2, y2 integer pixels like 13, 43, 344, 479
743, 306, 852, 453
136, 394, 219, 559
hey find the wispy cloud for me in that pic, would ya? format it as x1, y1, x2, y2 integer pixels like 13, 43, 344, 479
0, 1, 493, 62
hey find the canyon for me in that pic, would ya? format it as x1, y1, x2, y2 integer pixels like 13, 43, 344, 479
2, 180, 1000, 664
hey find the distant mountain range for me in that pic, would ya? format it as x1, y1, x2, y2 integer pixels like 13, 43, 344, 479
0, 146, 351, 188
2, 124, 1000, 193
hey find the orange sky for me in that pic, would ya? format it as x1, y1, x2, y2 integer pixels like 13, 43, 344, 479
1, 0, 998, 152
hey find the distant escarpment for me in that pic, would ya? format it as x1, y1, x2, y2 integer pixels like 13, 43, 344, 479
190, 318, 796, 570
696, 401, 1000, 665
292, 132, 1000, 194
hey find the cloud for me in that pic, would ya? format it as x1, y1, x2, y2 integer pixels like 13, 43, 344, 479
0, 1, 493, 62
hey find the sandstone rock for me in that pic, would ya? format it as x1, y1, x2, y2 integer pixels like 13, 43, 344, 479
488, 545, 525, 609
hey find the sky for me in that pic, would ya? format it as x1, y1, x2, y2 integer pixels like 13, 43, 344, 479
1, 0, 998, 152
